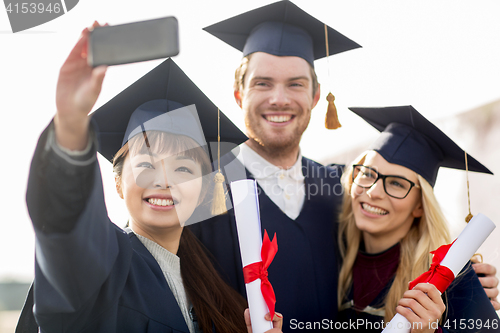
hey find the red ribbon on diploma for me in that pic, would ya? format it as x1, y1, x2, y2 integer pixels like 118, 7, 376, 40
243, 230, 278, 319
408, 241, 456, 293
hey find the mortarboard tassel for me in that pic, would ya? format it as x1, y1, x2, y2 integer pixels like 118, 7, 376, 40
212, 172, 227, 215
324, 24, 341, 130
325, 92, 341, 129
464, 151, 473, 223
211, 108, 228, 215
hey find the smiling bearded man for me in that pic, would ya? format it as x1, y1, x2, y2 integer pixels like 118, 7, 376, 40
238, 52, 319, 168
188, 2, 361, 332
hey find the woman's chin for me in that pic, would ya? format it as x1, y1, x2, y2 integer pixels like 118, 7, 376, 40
355, 213, 382, 232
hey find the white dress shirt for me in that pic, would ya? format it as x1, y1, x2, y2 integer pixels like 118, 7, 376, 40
235, 143, 305, 220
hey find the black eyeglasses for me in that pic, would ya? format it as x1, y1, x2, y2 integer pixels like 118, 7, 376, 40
352, 164, 421, 199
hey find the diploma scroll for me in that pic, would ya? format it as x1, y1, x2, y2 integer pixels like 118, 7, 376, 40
382, 213, 496, 333
231, 180, 273, 333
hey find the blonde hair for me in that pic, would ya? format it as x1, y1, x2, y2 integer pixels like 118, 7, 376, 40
337, 152, 451, 322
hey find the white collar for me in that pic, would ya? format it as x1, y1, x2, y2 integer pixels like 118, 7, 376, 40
126, 227, 181, 277
236, 143, 305, 181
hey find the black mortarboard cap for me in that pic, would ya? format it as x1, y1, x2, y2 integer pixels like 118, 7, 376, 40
348, 105, 493, 187
91, 58, 247, 163
203, 0, 361, 66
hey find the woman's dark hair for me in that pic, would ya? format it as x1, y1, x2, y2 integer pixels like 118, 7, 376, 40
113, 131, 247, 333
178, 228, 247, 333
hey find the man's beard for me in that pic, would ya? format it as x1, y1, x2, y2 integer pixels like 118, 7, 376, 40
245, 107, 310, 157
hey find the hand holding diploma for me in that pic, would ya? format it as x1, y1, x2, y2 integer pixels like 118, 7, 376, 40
231, 180, 279, 333
396, 283, 445, 333
245, 309, 283, 333
382, 213, 496, 332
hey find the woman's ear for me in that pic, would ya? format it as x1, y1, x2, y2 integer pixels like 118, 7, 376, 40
115, 176, 124, 199
412, 200, 424, 218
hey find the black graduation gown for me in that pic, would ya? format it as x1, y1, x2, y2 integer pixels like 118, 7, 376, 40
189, 152, 344, 332
25, 125, 191, 333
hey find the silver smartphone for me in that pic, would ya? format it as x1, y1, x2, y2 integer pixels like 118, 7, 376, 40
88, 16, 179, 67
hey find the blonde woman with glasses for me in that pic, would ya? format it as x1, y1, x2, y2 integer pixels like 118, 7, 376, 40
337, 106, 499, 333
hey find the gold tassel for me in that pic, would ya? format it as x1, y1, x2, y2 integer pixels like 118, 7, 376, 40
464, 151, 473, 223
325, 92, 341, 129
465, 213, 473, 223
211, 108, 228, 215
471, 253, 483, 264
323, 24, 341, 130
211, 171, 227, 215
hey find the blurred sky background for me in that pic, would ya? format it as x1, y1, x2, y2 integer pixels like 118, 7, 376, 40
1, 0, 499, 284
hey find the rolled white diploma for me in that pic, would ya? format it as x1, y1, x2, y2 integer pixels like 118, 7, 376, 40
382, 213, 496, 333
231, 180, 273, 333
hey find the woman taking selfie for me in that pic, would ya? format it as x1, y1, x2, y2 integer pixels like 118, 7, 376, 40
24, 24, 282, 333
337, 106, 499, 332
